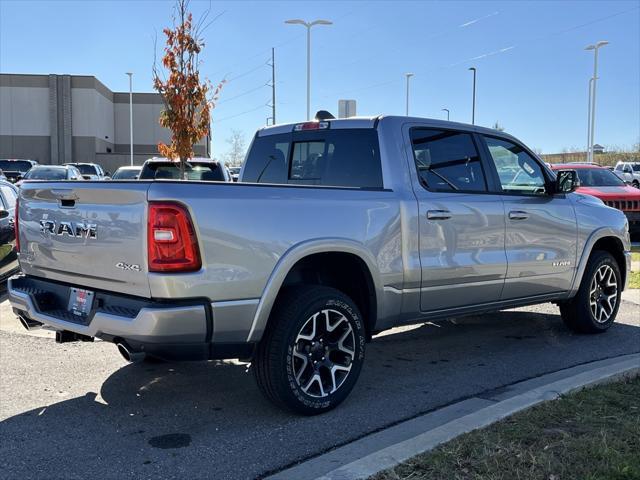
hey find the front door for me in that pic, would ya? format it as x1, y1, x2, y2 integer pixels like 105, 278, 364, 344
408, 127, 507, 312
480, 135, 577, 299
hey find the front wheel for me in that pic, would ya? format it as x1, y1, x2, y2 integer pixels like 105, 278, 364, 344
632, 180, 639, 189
253, 286, 366, 415
560, 250, 621, 333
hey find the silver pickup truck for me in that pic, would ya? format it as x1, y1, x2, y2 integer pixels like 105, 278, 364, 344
8, 115, 632, 414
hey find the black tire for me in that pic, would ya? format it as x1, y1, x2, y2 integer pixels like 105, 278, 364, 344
560, 250, 621, 334
252, 285, 366, 415
632, 180, 639, 189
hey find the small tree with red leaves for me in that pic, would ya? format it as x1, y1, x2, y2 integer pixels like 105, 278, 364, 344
153, 0, 224, 179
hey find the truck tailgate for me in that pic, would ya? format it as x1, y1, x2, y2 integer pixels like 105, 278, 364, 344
17, 182, 152, 298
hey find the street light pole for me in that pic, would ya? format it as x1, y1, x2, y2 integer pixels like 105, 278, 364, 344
586, 77, 594, 162
468, 67, 476, 125
126, 72, 134, 166
405, 73, 414, 116
585, 41, 608, 163
442, 108, 450, 121
285, 19, 333, 120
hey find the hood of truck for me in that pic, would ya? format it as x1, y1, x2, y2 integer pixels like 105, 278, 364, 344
17, 182, 152, 298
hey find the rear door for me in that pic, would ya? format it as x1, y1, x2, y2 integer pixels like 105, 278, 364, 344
479, 135, 577, 299
407, 126, 508, 312
17, 182, 152, 297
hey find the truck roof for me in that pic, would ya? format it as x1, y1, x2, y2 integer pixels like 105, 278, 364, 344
257, 115, 522, 143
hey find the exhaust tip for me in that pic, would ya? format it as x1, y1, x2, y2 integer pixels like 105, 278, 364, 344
18, 314, 43, 331
117, 343, 145, 363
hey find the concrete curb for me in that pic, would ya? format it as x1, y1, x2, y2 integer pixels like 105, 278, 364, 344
267, 353, 640, 480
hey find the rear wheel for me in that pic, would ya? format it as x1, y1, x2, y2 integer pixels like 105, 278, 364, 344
632, 180, 639, 189
253, 285, 366, 415
560, 250, 621, 333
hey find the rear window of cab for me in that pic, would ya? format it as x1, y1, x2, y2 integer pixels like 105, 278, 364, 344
242, 129, 383, 189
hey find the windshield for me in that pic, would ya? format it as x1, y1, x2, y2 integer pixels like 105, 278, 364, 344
0, 160, 33, 172
73, 164, 98, 175
575, 168, 626, 187
23, 167, 68, 180
112, 168, 140, 180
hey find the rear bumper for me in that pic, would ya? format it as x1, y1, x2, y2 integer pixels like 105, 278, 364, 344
8, 275, 255, 360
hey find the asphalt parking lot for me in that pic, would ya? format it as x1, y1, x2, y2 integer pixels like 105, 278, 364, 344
1, 293, 639, 480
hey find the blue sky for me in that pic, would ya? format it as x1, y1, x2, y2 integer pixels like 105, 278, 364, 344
1, 0, 639, 157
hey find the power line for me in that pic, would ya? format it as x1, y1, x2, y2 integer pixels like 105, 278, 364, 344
213, 103, 268, 123
217, 82, 270, 104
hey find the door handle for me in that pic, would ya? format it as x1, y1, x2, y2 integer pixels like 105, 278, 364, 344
427, 209, 452, 220
509, 210, 529, 220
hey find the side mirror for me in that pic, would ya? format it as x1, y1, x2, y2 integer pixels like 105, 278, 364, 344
0, 210, 9, 219
555, 170, 579, 194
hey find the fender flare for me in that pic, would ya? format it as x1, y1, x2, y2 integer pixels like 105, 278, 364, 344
569, 226, 628, 296
246, 238, 383, 343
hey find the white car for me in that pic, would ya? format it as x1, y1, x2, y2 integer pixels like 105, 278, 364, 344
614, 161, 640, 188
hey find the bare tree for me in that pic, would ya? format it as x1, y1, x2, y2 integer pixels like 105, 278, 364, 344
223, 130, 247, 166
492, 121, 505, 132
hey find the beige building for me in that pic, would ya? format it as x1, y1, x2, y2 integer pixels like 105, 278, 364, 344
0, 73, 209, 172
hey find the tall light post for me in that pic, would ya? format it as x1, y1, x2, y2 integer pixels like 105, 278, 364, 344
442, 108, 450, 121
468, 67, 476, 125
125, 72, 134, 166
405, 73, 414, 116
586, 77, 595, 162
585, 41, 608, 163
285, 18, 332, 120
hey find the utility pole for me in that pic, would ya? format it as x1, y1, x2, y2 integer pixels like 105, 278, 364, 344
126, 72, 134, 166
468, 67, 476, 125
442, 108, 450, 121
270, 47, 276, 125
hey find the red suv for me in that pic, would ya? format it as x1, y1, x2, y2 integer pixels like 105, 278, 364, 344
550, 163, 640, 235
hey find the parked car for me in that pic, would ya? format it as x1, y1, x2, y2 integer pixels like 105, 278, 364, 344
139, 157, 231, 181
0, 159, 38, 184
228, 166, 241, 182
17, 165, 84, 186
64, 162, 110, 180
613, 161, 640, 188
8, 115, 631, 414
0, 180, 19, 282
112, 165, 142, 180
550, 163, 640, 235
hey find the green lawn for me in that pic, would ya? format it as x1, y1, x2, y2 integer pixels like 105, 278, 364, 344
372, 378, 640, 480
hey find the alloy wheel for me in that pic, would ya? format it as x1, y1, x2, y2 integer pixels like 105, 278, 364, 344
291, 309, 356, 398
589, 264, 618, 323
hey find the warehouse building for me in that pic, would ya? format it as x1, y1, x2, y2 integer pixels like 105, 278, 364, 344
0, 73, 210, 172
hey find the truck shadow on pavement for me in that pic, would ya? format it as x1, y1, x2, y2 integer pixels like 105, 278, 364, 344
1, 307, 639, 479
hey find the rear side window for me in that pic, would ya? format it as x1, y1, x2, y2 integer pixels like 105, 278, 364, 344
410, 129, 486, 192
243, 129, 383, 188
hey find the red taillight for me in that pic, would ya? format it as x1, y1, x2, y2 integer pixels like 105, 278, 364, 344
147, 202, 201, 273
14, 197, 19, 252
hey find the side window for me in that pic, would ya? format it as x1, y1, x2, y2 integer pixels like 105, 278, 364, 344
410, 129, 486, 192
484, 136, 547, 195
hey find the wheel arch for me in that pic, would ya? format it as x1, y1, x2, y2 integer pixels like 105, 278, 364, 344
246, 239, 383, 343
570, 228, 628, 296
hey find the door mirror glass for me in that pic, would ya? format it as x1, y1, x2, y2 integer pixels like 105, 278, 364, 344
555, 170, 580, 193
